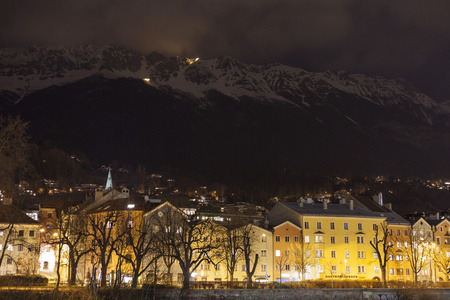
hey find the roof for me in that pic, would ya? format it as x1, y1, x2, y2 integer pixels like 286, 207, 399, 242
0, 203, 38, 224
347, 195, 410, 225
281, 202, 385, 219
86, 197, 158, 214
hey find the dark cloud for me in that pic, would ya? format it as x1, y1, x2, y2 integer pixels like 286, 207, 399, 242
1, 0, 450, 100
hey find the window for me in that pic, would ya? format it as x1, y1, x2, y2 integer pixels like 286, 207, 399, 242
358, 223, 363, 231
215, 264, 220, 271
404, 229, 408, 236
18, 244, 23, 251
0, 231, 3, 236
388, 229, 393, 235
261, 265, 266, 272
304, 221, 309, 229
357, 236, 364, 244
242, 265, 246, 271
315, 235, 324, 243
396, 255, 403, 261
285, 250, 290, 257
106, 221, 113, 229
285, 264, 290, 271
305, 250, 310, 258
373, 237, 377, 245
275, 235, 280, 242
295, 264, 299, 271
48, 212, 53, 218
440, 226, 443, 232
344, 236, 349, 244
7, 258, 12, 265
373, 224, 378, 231
7, 244, 13, 251
330, 236, 336, 244
404, 242, 408, 248
331, 250, 336, 258
330, 222, 335, 230
396, 242, 402, 248
201, 264, 210, 271
285, 235, 290, 242
305, 236, 310, 243
317, 265, 324, 273
18, 230, 24, 237
374, 252, 378, 259
397, 229, 401, 236
261, 250, 267, 257
406, 268, 410, 275
357, 251, 365, 259
43, 261, 49, 270
346, 265, 351, 273
344, 222, 348, 230
275, 250, 281, 257
317, 222, 322, 230
0, 244, 2, 251
397, 268, 403, 275
406, 255, 410, 261
358, 266, 365, 273
447, 251, 450, 258
345, 250, 350, 259
389, 255, 393, 261
127, 220, 133, 228
295, 250, 299, 257
375, 266, 379, 274
29, 230, 34, 237
331, 265, 337, 273
294, 236, 299, 243
262, 235, 267, 242
316, 250, 324, 258
390, 268, 394, 275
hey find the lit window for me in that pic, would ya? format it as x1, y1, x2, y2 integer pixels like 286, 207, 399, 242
305, 236, 310, 243
375, 266, 379, 273
316, 250, 324, 258
275, 250, 280, 257
315, 235, 324, 243
345, 250, 350, 259
7, 244, 13, 251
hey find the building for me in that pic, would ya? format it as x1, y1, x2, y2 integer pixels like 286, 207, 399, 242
0, 203, 40, 275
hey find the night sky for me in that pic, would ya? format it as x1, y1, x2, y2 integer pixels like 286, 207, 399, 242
1, 1, 450, 101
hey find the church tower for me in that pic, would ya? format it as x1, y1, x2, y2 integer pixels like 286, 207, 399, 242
105, 167, 113, 190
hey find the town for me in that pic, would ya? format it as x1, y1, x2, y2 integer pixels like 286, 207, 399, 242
1, 168, 449, 294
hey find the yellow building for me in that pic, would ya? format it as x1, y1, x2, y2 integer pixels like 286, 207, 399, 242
268, 199, 386, 281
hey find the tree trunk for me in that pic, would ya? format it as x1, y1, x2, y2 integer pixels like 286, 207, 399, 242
69, 251, 77, 286
101, 261, 107, 287
55, 244, 62, 290
381, 267, 387, 288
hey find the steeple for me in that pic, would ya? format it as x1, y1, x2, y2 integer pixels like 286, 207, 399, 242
105, 167, 113, 190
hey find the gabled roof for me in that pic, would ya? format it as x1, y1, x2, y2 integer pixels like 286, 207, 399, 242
273, 220, 302, 231
86, 197, 158, 214
0, 203, 38, 224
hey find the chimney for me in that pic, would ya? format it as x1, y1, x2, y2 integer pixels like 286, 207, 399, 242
323, 201, 328, 210
385, 203, 392, 210
373, 193, 383, 206
436, 212, 440, 220
339, 198, 346, 205
297, 198, 305, 207
349, 200, 354, 210
95, 188, 103, 201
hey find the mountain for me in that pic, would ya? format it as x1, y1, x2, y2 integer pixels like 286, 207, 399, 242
1, 44, 450, 181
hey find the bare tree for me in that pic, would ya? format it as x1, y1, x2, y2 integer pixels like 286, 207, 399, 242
115, 214, 161, 288
403, 227, 428, 284
148, 203, 218, 290
431, 243, 450, 280
290, 241, 313, 281
86, 210, 123, 287
369, 222, 393, 287
275, 251, 289, 286
0, 115, 30, 194
65, 213, 90, 286
218, 224, 244, 285
237, 224, 259, 289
